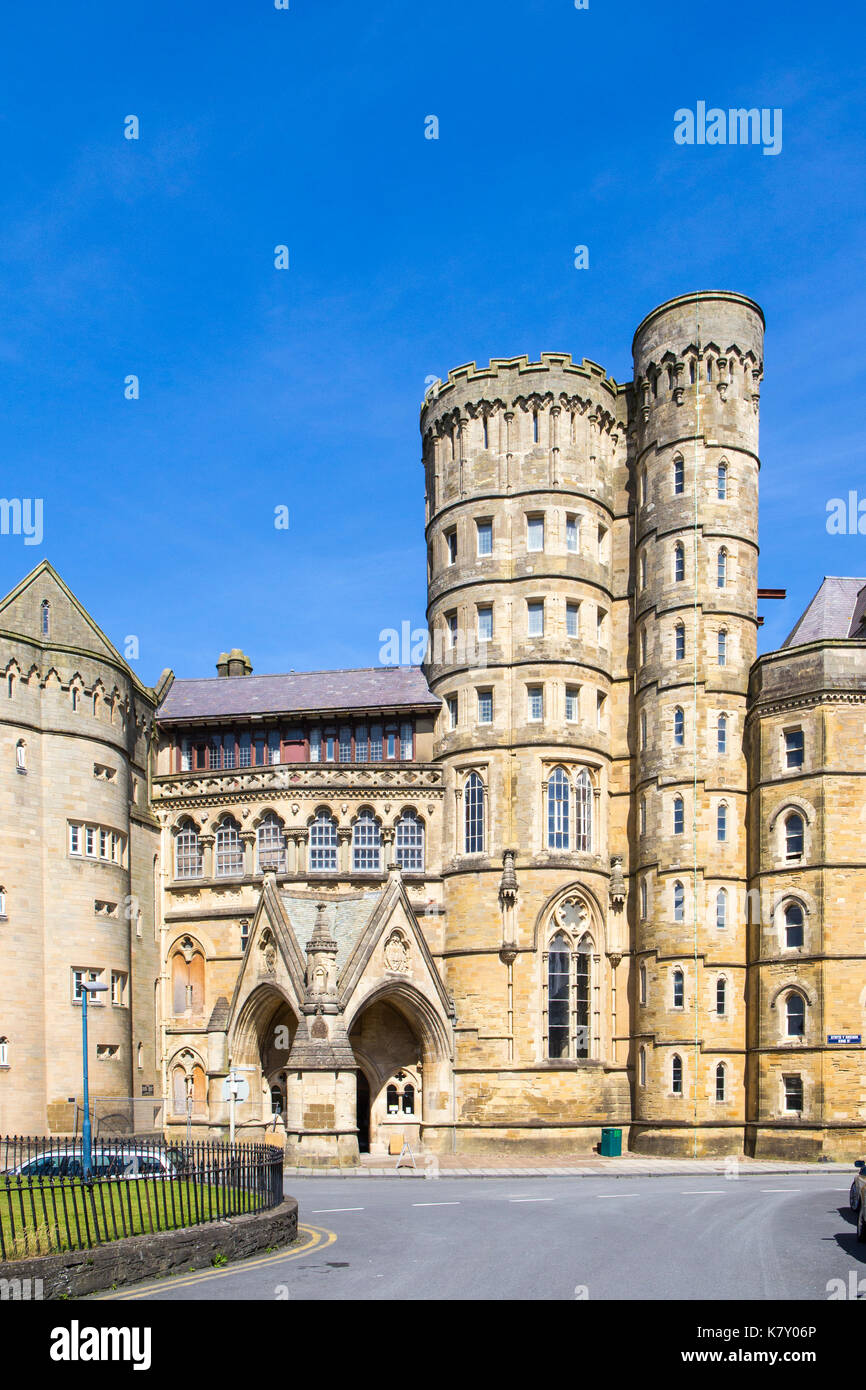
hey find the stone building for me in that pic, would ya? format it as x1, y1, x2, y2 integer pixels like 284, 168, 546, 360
0, 290, 864, 1160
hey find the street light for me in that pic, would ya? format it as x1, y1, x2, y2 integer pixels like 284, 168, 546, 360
81, 980, 108, 1178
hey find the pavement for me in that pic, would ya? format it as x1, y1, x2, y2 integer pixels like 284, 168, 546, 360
283, 1150, 855, 1178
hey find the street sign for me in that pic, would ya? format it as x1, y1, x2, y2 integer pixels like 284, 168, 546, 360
828, 1034, 861, 1045
221, 1073, 250, 1102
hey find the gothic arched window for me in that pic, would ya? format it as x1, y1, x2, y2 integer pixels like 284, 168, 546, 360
674, 543, 685, 582
673, 880, 685, 923
215, 817, 243, 877
673, 796, 684, 835
716, 977, 727, 1015
672, 1053, 683, 1094
785, 812, 804, 860
675, 623, 686, 661
175, 819, 203, 880
718, 629, 727, 666
717, 461, 728, 500
575, 769, 592, 851
41, 600, 49, 636
717, 714, 728, 754
717, 803, 728, 842
715, 1062, 726, 1101
464, 772, 485, 854
395, 811, 425, 872
673, 706, 684, 746
673, 456, 684, 495
716, 888, 727, 930
547, 931, 570, 1060
352, 810, 382, 872
717, 548, 728, 588
672, 968, 684, 1009
786, 992, 806, 1038
547, 767, 570, 850
257, 813, 287, 874
784, 902, 804, 949
309, 811, 338, 872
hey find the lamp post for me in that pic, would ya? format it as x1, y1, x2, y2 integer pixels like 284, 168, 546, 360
81, 980, 108, 1178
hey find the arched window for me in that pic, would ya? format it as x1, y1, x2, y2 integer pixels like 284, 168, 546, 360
640, 552, 647, 588
673, 706, 684, 746
71, 685, 78, 710
171, 1066, 187, 1116
352, 810, 382, 872
464, 772, 485, 854
673, 880, 684, 923
672, 1053, 683, 1095
547, 931, 570, 1059
175, 819, 203, 879
547, 767, 570, 850
718, 629, 727, 666
673, 456, 684, 495
0, 887, 6, 917
786, 992, 806, 1038
785, 812, 804, 860
716, 977, 727, 1015
575, 769, 592, 851
640, 877, 648, 920
309, 811, 338, 872
639, 962, 647, 1005
172, 947, 205, 1016
689, 357, 696, 383
15, 740, 26, 772
215, 817, 243, 877
41, 600, 49, 636
673, 796, 684, 835
386, 1084, 399, 1115
402, 1083, 415, 1116
674, 543, 685, 582
717, 803, 728, 841
7, 672, 14, 698
716, 888, 727, 930
717, 548, 727, 588
256, 813, 287, 873
395, 811, 425, 872
639, 1046, 647, 1087
717, 461, 728, 500
639, 795, 646, 836
717, 713, 728, 754
715, 1062, 726, 1101
640, 711, 647, 749
672, 968, 684, 1009
575, 935, 591, 1059
784, 902, 804, 949
675, 623, 686, 661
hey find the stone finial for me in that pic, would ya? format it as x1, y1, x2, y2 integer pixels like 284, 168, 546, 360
609, 854, 626, 909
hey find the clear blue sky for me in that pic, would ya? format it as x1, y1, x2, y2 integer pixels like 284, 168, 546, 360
0, 0, 863, 685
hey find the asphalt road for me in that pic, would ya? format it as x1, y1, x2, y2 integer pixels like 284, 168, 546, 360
99, 1173, 865, 1302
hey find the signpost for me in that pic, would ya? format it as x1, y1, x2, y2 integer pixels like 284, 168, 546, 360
221, 1070, 250, 1144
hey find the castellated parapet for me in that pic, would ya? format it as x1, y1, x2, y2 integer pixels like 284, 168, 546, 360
422, 294, 763, 1154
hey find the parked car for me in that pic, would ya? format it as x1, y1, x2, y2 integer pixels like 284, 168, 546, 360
3, 1148, 176, 1179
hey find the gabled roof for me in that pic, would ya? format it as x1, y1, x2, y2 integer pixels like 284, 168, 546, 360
158, 665, 440, 723
0, 559, 155, 699
783, 577, 866, 648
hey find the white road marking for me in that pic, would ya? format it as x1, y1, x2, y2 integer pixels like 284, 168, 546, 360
595, 1193, 639, 1198
311, 1207, 365, 1213
760, 1189, 800, 1193
412, 1201, 461, 1207
509, 1197, 555, 1203
681, 1190, 725, 1194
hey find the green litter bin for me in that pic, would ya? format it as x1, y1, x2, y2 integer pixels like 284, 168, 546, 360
600, 1126, 622, 1157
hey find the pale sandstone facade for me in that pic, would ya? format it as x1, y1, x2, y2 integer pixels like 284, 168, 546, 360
1, 291, 864, 1160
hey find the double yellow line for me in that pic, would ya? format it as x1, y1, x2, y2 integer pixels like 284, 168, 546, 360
93, 1224, 337, 1300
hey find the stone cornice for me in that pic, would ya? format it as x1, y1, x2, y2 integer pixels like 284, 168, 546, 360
152, 763, 444, 809
745, 688, 866, 723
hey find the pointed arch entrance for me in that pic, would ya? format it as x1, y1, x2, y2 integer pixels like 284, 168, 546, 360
229, 983, 299, 1128
345, 980, 452, 1156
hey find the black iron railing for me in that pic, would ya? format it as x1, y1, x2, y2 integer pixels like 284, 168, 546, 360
0, 1135, 284, 1261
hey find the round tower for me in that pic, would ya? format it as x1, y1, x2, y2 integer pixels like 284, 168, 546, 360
421, 352, 632, 1152
630, 291, 763, 1155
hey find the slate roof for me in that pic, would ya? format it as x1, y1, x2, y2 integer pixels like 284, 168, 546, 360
158, 665, 439, 722
783, 578, 866, 648
281, 893, 383, 975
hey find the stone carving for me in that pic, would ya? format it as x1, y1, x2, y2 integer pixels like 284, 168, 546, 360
556, 897, 589, 933
384, 929, 409, 973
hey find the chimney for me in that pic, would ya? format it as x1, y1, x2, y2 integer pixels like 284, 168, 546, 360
216, 649, 253, 678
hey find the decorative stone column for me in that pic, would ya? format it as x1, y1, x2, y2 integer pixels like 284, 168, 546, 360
200, 833, 215, 880
285, 903, 359, 1167
241, 830, 256, 877
338, 826, 352, 876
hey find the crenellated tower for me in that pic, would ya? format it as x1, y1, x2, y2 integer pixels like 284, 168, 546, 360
630, 291, 763, 1154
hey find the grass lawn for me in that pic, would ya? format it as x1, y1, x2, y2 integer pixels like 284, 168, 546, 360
0, 1178, 264, 1260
